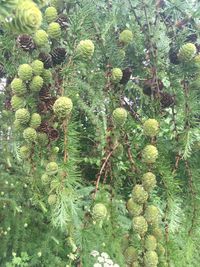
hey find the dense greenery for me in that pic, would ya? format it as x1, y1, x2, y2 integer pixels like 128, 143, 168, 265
0, 0, 200, 266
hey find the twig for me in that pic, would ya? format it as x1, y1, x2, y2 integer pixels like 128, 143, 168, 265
142, 1, 161, 96
94, 145, 117, 198
128, 0, 143, 29
122, 97, 142, 123
172, 153, 181, 174
63, 119, 68, 163
124, 133, 139, 177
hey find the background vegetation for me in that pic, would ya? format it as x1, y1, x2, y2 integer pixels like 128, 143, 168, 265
0, 0, 200, 266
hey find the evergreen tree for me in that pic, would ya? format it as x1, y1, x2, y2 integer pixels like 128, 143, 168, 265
0, 0, 200, 266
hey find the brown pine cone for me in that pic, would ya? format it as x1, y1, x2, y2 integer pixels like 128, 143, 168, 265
17, 34, 35, 52
38, 102, 48, 114
38, 121, 50, 133
56, 14, 69, 29
51, 47, 66, 65
39, 87, 52, 101
143, 78, 163, 96
160, 92, 174, 108
156, 0, 166, 8
48, 128, 59, 141
45, 97, 56, 110
120, 67, 132, 85
186, 33, 197, 43
169, 46, 180, 65
39, 52, 53, 69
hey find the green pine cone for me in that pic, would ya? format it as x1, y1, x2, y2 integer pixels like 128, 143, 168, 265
143, 119, 159, 137
50, 0, 64, 11
34, 29, 48, 47
132, 216, 148, 236
142, 172, 157, 192
31, 60, 44, 76
111, 68, 123, 83
119, 29, 133, 45
142, 145, 158, 164
178, 43, 196, 62
15, 108, 30, 125
41, 173, 51, 184
0, 0, 18, 18
48, 194, 57, 205
52, 146, 59, 154
29, 113, 41, 129
132, 184, 148, 204
46, 162, 58, 175
145, 235, 157, 251
13, 119, 25, 132
112, 107, 127, 126
37, 132, 49, 146
8, 0, 42, 33
53, 96, 73, 119
92, 203, 107, 221
42, 69, 52, 84
158, 260, 167, 267
124, 246, 138, 265
47, 22, 61, 39
29, 76, 44, 92
44, 6, 58, 23
127, 198, 143, 216
77, 40, 95, 59
157, 243, 165, 256
19, 145, 31, 159
119, 49, 126, 60
145, 205, 160, 225
11, 78, 27, 96
144, 251, 158, 267
18, 64, 33, 81
152, 227, 163, 240
194, 54, 200, 65
23, 127, 37, 143
131, 262, 140, 267
33, 0, 48, 8
11, 95, 26, 110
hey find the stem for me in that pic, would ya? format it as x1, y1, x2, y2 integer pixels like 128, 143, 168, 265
63, 119, 68, 164
94, 144, 117, 198
124, 133, 139, 177
142, 1, 160, 97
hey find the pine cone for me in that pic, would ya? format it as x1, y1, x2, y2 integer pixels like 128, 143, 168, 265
56, 14, 69, 29
156, 0, 166, 8
120, 67, 132, 85
160, 92, 174, 108
0, 63, 5, 78
38, 121, 50, 133
51, 47, 66, 65
39, 87, 52, 101
169, 46, 180, 65
186, 33, 197, 43
48, 128, 59, 141
143, 85, 152, 96
143, 78, 163, 96
17, 34, 35, 52
38, 87, 56, 112
45, 97, 56, 110
39, 52, 53, 69
37, 102, 48, 114
195, 44, 200, 53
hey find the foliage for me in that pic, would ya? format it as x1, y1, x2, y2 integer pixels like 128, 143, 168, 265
0, 0, 200, 267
